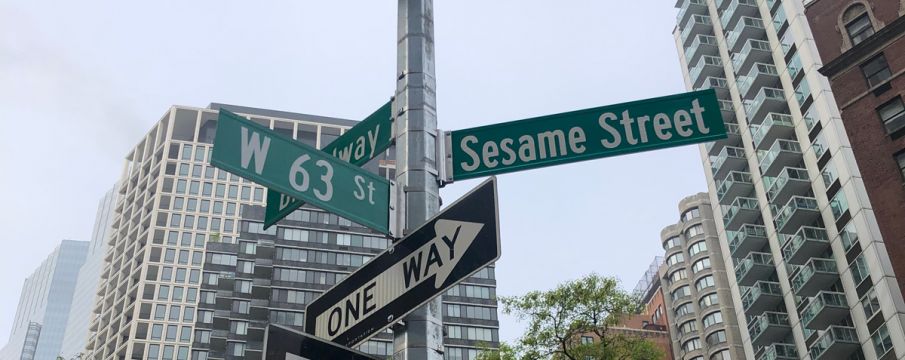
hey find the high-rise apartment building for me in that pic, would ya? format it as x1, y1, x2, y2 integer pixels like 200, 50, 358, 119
84, 103, 378, 360
190, 205, 395, 359
805, 2, 905, 337
673, 0, 905, 358
658, 193, 744, 360
192, 192, 498, 358
86, 102, 496, 360
60, 185, 119, 359
1, 240, 89, 360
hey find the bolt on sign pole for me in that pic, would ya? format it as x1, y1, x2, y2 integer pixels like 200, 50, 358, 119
394, 0, 444, 359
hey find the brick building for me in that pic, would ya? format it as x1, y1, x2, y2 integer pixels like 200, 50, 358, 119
805, 0, 905, 326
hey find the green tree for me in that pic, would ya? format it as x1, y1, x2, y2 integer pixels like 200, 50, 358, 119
480, 274, 664, 360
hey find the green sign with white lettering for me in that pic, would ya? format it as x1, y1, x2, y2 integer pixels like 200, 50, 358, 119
264, 101, 393, 229
446, 89, 726, 181
211, 109, 391, 234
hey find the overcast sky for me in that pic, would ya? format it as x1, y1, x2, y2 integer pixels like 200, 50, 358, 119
0, 0, 702, 346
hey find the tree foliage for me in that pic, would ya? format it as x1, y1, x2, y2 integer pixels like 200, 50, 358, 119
479, 274, 664, 360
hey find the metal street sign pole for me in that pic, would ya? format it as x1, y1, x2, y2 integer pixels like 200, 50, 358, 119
394, 0, 443, 358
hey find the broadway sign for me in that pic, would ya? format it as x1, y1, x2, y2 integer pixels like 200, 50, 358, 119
305, 177, 501, 347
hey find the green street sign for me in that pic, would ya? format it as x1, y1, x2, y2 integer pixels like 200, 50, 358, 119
211, 109, 391, 234
264, 101, 393, 229
445, 89, 726, 181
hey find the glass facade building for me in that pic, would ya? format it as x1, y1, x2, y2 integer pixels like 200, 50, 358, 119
1, 240, 89, 360
59, 185, 119, 359
673, 0, 905, 358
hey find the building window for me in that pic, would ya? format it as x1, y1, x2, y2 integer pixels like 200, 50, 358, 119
227, 342, 246, 357
685, 224, 705, 238
666, 253, 685, 266
678, 320, 697, 335
682, 207, 701, 222
692, 258, 712, 274
862, 288, 881, 320
695, 275, 715, 291
873, 324, 894, 356
581, 336, 593, 344
669, 269, 688, 284
706, 330, 727, 346
683, 338, 702, 352
688, 241, 708, 257
663, 236, 682, 250
674, 302, 694, 318
851, 254, 871, 285
878, 97, 905, 135
230, 321, 248, 335
861, 54, 892, 88
844, 5, 874, 46
671, 286, 691, 301
702, 311, 723, 328
699, 293, 719, 309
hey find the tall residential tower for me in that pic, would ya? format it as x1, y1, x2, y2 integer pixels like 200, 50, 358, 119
1, 240, 89, 360
60, 186, 119, 359
658, 193, 745, 360
674, 0, 905, 358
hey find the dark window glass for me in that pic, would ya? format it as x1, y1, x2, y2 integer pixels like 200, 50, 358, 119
878, 97, 905, 134
172, 109, 198, 141
861, 54, 892, 88
846, 13, 874, 45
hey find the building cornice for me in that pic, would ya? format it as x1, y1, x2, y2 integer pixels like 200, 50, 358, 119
820, 14, 905, 78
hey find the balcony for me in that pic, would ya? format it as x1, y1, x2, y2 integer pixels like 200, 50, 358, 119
742, 281, 783, 314
782, 226, 830, 265
738, 63, 781, 100
758, 343, 798, 360
733, 39, 773, 75
723, 197, 760, 231
765, 167, 810, 206
800, 291, 849, 329
717, 171, 754, 205
681, 15, 714, 46
791, 258, 838, 297
749, 312, 791, 348
705, 122, 742, 156
752, 113, 795, 150
809, 326, 859, 360
745, 88, 788, 125
758, 139, 802, 177
711, 146, 747, 180
773, 196, 820, 234
677, 0, 709, 29
727, 17, 766, 52
720, 0, 760, 32
719, 99, 737, 122
690, 55, 724, 88
702, 77, 730, 98
729, 224, 768, 257
735, 251, 774, 286
685, 34, 719, 66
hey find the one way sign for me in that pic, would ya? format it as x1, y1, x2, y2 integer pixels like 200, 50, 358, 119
304, 177, 501, 347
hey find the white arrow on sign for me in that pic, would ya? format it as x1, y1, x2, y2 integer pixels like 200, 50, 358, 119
314, 219, 483, 339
